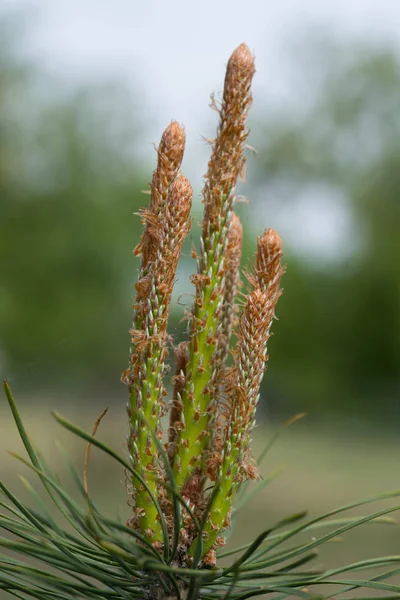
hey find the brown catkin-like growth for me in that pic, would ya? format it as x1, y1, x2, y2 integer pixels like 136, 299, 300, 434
152, 122, 186, 205
203, 43, 255, 232
236, 289, 276, 428
255, 228, 284, 293
135, 121, 186, 270
235, 228, 284, 468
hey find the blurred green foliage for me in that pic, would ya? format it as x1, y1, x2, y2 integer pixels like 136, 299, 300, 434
252, 39, 400, 420
0, 15, 147, 390
1, 18, 399, 420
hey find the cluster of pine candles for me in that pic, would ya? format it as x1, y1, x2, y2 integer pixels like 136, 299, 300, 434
3, 40, 400, 600
121, 42, 283, 567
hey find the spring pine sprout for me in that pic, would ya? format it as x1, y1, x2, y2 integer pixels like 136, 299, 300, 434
121, 42, 276, 563
2, 43, 400, 600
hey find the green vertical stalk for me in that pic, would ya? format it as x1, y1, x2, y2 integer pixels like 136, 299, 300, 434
173, 211, 230, 490
173, 44, 255, 492
124, 123, 187, 543
195, 230, 284, 557
127, 176, 192, 543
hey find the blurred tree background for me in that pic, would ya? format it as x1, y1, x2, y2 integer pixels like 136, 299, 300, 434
1, 13, 148, 394
1, 14, 399, 424
249, 38, 400, 422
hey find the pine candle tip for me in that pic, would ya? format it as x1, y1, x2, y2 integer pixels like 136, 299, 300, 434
162, 120, 185, 144
255, 228, 284, 292
158, 121, 186, 164
258, 228, 283, 254
226, 43, 255, 83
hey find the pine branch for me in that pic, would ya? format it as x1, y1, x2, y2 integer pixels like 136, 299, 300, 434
173, 43, 256, 493
122, 123, 192, 543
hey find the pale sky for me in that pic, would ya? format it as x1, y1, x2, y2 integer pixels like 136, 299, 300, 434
7, 1, 400, 126
3, 0, 399, 259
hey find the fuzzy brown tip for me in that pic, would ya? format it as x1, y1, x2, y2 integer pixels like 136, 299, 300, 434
258, 228, 282, 257
136, 122, 186, 265
151, 121, 186, 215
256, 228, 284, 292
203, 45, 255, 233
225, 43, 255, 96
158, 121, 186, 169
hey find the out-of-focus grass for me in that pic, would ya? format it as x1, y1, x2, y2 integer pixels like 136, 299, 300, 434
1, 402, 399, 598
232, 420, 400, 573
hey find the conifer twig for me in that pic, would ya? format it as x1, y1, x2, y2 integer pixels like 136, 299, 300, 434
197, 228, 284, 556
173, 44, 255, 492
122, 123, 192, 543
